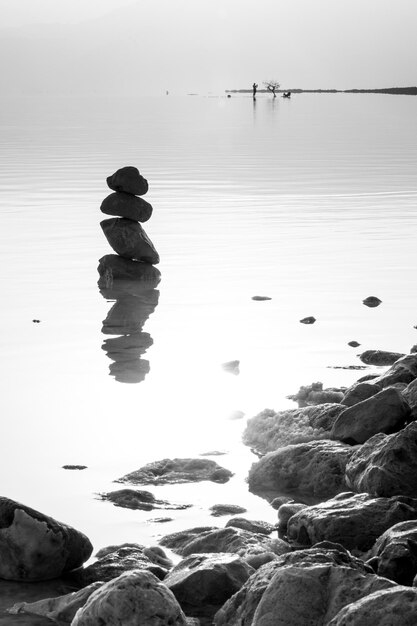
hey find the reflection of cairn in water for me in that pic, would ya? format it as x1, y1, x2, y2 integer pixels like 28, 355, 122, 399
97, 166, 161, 383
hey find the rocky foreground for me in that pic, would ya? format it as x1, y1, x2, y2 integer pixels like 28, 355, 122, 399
3, 350, 417, 624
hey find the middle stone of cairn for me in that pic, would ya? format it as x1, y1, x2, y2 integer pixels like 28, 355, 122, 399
100, 166, 160, 265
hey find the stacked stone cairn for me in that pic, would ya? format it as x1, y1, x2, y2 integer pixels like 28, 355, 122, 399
98, 167, 161, 383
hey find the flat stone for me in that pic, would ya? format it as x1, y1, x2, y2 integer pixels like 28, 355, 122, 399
71, 570, 187, 626
209, 504, 247, 517
100, 489, 192, 512
100, 218, 160, 263
106, 166, 149, 196
62, 465, 87, 470
329, 587, 417, 625
248, 440, 354, 504
116, 458, 233, 486
97, 255, 161, 287
331, 387, 410, 444
251, 296, 271, 301
286, 492, 417, 552
359, 350, 405, 366
100, 191, 153, 221
346, 421, 417, 498
0, 497, 93, 581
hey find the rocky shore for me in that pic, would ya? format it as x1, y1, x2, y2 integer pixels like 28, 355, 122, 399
4, 168, 417, 624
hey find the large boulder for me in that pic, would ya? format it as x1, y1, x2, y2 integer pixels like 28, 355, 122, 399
345, 421, 417, 497
100, 192, 153, 221
367, 520, 417, 585
100, 218, 160, 264
164, 553, 254, 620
159, 526, 290, 560
359, 350, 405, 366
403, 378, 417, 419
341, 381, 382, 407
106, 166, 148, 196
331, 387, 410, 444
328, 587, 417, 625
371, 353, 417, 388
116, 458, 233, 486
214, 542, 376, 626
243, 404, 344, 455
72, 569, 187, 626
0, 497, 93, 581
286, 492, 417, 552
250, 563, 395, 626
97, 255, 161, 287
247, 440, 354, 504
70, 544, 171, 585
7, 582, 103, 623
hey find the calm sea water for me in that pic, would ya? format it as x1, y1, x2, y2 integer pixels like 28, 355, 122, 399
1, 93, 417, 560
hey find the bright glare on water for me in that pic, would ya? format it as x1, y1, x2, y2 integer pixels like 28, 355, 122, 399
0, 93, 417, 552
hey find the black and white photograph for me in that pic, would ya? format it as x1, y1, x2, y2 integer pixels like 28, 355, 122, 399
1, 0, 417, 623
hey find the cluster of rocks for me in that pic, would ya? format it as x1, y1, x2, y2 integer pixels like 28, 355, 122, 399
97, 166, 161, 383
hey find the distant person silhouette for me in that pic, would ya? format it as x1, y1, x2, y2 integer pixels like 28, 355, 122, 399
252, 83, 258, 98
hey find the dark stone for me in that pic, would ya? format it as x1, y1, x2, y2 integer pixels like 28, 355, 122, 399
363, 296, 382, 307
359, 350, 405, 366
277, 502, 308, 534
106, 166, 148, 196
370, 353, 417, 388
100, 218, 160, 264
348, 341, 361, 347
100, 192, 153, 222
225, 518, 275, 536
403, 378, 417, 419
164, 553, 254, 620
97, 255, 161, 287
368, 520, 417, 585
248, 440, 354, 504
209, 504, 247, 517
115, 458, 233, 486
300, 316, 316, 324
0, 497, 93, 581
345, 422, 417, 498
341, 381, 382, 407
331, 388, 410, 444
286, 492, 417, 552
62, 465, 87, 470
99, 489, 192, 512
251, 296, 272, 301
243, 404, 345, 455
329, 587, 417, 625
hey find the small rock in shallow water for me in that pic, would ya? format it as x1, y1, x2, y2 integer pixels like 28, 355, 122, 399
363, 296, 382, 307
348, 340, 361, 347
300, 316, 316, 324
359, 349, 405, 366
115, 457, 234, 485
251, 295, 272, 301
222, 360, 240, 374
62, 465, 87, 470
99, 488, 192, 511
209, 504, 248, 517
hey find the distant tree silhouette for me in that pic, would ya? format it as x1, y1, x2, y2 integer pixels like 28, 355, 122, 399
263, 80, 280, 98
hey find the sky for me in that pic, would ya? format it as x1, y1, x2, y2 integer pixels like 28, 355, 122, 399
0, 0, 416, 96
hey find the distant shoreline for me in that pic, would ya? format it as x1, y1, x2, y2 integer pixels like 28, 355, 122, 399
226, 87, 417, 96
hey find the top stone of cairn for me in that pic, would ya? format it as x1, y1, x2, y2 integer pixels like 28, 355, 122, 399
107, 166, 149, 196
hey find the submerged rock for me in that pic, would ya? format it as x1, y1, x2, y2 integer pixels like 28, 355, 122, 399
222, 360, 240, 374
359, 349, 405, 366
116, 458, 233, 486
248, 439, 354, 504
100, 218, 160, 263
100, 191, 153, 222
106, 166, 149, 196
0, 497, 93, 581
72, 570, 187, 626
345, 422, 417, 498
99, 489, 192, 511
252, 296, 271, 301
210, 504, 247, 517
286, 492, 417, 552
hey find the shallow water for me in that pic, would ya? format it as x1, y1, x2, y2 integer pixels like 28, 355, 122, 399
0, 92, 417, 613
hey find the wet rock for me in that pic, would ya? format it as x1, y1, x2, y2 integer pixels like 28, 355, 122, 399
300, 316, 316, 324
287, 382, 345, 407
7, 582, 103, 622
363, 296, 382, 307
243, 404, 345, 455
209, 504, 247, 517
251, 296, 271, 301
100, 191, 153, 222
371, 353, 417, 388
72, 570, 187, 626
341, 381, 382, 407
329, 587, 417, 625
331, 387, 410, 444
100, 489, 192, 512
160, 526, 290, 560
367, 520, 417, 585
277, 501, 308, 535
214, 542, 374, 626
222, 360, 240, 374
106, 166, 149, 196
346, 422, 417, 497
248, 440, 354, 504
164, 553, 254, 620
70, 544, 170, 585
97, 254, 161, 287
270, 496, 293, 510
348, 340, 361, 347
225, 518, 275, 536
100, 218, 160, 264
403, 378, 417, 418
359, 349, 405, 366
0, 496, 93, 581
116, 457, 233, 486
286, 492, 417, 552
